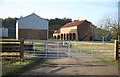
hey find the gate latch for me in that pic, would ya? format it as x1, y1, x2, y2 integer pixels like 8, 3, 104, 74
69, 44, 72, 48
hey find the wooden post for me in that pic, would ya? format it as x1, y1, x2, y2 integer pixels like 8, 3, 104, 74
20, 38, 24, 61
114, 40, 119, 60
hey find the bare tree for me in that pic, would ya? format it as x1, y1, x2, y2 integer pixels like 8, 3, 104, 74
97, 13, 119, 41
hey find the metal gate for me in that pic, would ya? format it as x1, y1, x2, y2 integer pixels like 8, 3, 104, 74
24, 40, 115, 58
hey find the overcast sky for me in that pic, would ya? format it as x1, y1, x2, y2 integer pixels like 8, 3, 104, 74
0, 0, 119, 26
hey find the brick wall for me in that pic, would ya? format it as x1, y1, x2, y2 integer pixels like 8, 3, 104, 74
77, 21, 92, 41
19, 29, 47, 40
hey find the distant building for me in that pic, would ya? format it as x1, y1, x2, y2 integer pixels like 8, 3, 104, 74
93, 28, 111, 41
53, 20, 111, 41
0, 19, 8, 38
49, 24, 62, 38
53, 20, 93, 41
53, 29, 60, 39
16, 13, 48, 40
0, 27, 8, 38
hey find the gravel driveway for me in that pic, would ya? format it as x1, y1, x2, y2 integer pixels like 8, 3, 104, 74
19, 42, 119, 76
20, 58, 118, 75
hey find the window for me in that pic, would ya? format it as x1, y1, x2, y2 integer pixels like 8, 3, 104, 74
89, 28, 93, 32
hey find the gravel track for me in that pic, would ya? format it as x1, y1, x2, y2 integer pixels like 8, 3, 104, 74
19, 42, 118, 76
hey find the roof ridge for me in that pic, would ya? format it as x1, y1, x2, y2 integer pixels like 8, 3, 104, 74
62, 20, 87, 28
18, 13, 48, 22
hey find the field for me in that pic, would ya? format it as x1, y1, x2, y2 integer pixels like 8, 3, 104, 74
70, 41, 119, 67
71, 41, 114, 56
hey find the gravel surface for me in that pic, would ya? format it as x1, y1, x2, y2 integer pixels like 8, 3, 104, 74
20, 58, 118, 75
19, 42, 118, 76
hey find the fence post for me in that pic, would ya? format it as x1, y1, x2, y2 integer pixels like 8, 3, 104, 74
114, 40, 118, 60
68, 41, 71, 58
46, 40, 47, 57
20, 38, 24, 61
57, 41, 59, 58
63, 41, 65, 45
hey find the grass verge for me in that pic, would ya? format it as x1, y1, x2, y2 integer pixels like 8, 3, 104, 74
101, 59, 119, 67
2, 57, 41, 77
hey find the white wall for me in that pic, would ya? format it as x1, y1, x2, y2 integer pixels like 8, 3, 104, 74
16, 21, 18, 40
0, 28, 8, 37
18, 13, 48, 30
17, 13, 49, 40
60, 26, 77, 34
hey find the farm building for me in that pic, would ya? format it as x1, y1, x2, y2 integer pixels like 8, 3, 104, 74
53, 20, 111, 41
53, 20, 93, 41
93, 28, 111, 41
0, 27, 8, 38
49, 24, 62, 38
16, 13, 48, 40
0, 19, 8, 38
2, 18, 17, 39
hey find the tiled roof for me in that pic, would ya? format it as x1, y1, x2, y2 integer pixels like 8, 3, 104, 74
62, 20, 86, 28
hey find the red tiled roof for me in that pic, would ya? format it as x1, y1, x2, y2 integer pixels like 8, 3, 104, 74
62, 20, 86, 28
54, 29, 60, 34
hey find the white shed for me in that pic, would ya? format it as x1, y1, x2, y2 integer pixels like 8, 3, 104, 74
16, 13, 48, 40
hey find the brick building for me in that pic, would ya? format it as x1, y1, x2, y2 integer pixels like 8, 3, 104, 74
16, 13, 48, 40
53, 20, 93, 41
49, 24, 62, 38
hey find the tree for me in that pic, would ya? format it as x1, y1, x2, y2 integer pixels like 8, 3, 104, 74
2, 17, 18, 28
97, 13, 119, 41
74, 20, 79, 22
47, 17, 72, 26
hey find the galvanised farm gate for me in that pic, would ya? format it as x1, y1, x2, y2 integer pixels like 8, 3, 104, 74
24, 40, 115, 59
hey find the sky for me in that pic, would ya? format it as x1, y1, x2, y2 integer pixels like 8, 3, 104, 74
0, 0, 119, 26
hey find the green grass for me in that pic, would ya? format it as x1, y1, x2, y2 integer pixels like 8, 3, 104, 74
70, 41, 120, 67
101, 58, 119, 67
2, 57, 41, 76
1, 39, 46, 76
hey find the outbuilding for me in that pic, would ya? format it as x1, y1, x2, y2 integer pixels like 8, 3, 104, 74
53, 20, 93, 41
16, 13, 48, 40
